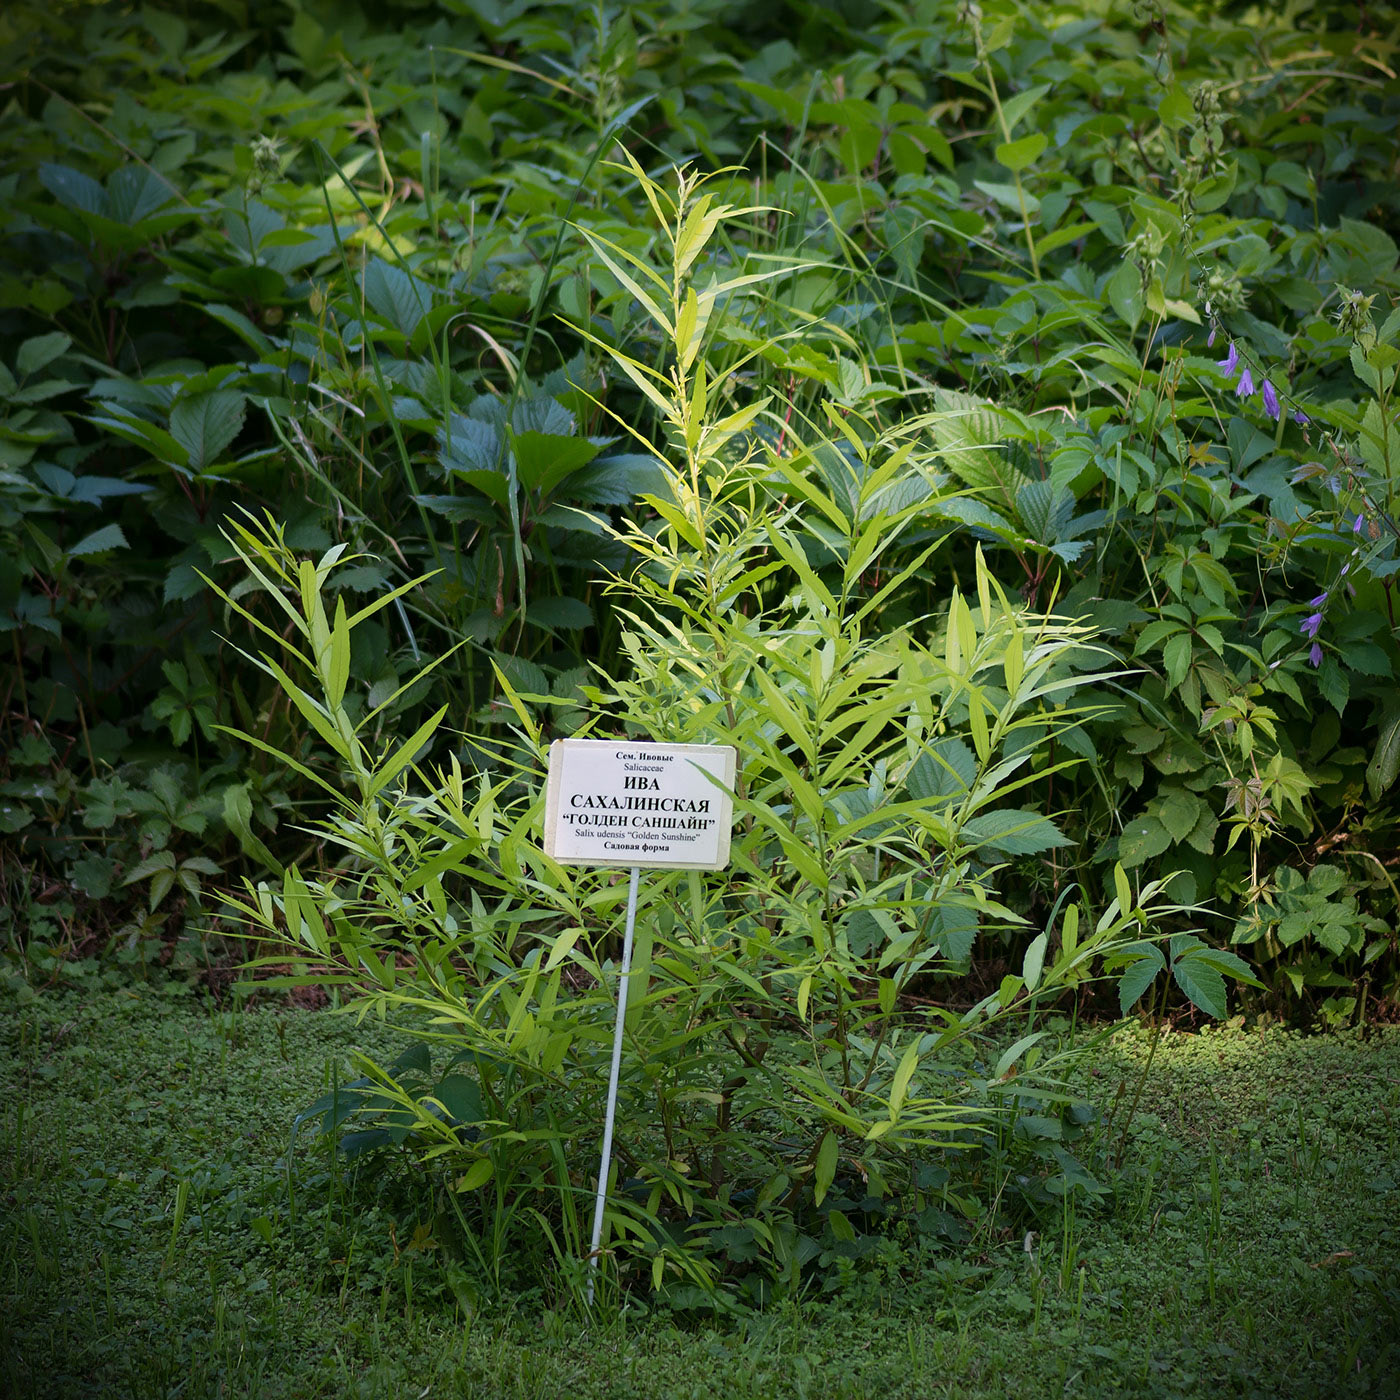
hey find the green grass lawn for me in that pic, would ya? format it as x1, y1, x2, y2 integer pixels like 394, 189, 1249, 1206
3, 985, 1397, 1399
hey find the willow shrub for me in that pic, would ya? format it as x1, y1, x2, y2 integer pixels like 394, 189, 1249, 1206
214, 166, 1251, 1307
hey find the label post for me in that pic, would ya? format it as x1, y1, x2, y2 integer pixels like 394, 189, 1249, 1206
541, 740, 735, 1302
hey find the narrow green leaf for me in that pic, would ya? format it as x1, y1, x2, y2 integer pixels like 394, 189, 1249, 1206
1114, 864, 1134, 920
327, 595, 350, 709
994, 1030, 1046, 1080
814, 1131, 839, 1207
999, 83, 1052, 134
212, 724, 344, 801
368, 704, 448, 798
223, 782, 281, 873
575, 227, 673, 334
263, 656, 351, 760
1022, 931, 1048, 992
344, 572, 439, 631
889, 1042, 920, 1117
1367, 702, 1400, 801
453, 1158, 494, 1192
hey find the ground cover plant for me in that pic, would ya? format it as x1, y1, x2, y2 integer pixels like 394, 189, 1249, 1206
2, 987, 1397, 1397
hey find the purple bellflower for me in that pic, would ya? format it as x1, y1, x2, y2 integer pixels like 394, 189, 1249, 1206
1310, 641, 1323, 667
1300, 612, 1323, 639
1293, 408, 1310, 426
1236, 367, 1255, 398
1261, 380, 1280, 420
1217, 341, 1239, 375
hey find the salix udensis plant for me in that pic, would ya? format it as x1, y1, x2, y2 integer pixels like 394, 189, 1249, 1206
213, 159, 1250, 1304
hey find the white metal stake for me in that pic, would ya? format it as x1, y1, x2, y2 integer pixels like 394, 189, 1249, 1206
586, 863, 641, 1304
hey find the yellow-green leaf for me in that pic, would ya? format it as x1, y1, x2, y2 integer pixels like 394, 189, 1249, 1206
576, 227, 672, 334
996, 132, 1047, 172
368, 704, 447, 798
967, 691, 990, 762
813, 1129, 838, 1207
453, 1158, 495, 1192
889, 1041, 919, 1117
327, 595, 350, 709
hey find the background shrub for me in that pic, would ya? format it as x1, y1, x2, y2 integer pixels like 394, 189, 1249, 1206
1, 0, 1396, 1023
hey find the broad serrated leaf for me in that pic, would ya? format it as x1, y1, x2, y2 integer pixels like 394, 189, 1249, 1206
925, 389, 1029, 508
1185, 805, 1219, 855
962, 809, 1072, 855
927, 497, 1016, 535
39, 162, 107, 217
1154, 788, 1202, 843
1309, 913, 1354, 956
1162, 631, 1193, 689
361, 258, 431, 337
493, 653, 548, 699
907, 738, 978, 801
169, 390, 246, 473
1014, 479, 1074, 544
1117, 814, 1172, 867
163, 563, 205, 604
1358, 398, 1396, 480
1118, 950, 1164, 1014
569, 453, 667, 505
528, 595, 593, 631
924, 903, 979, 962
105, 166, 178, 227
69, 524, 128, 556
203, 303, 273, 355
71, 853, 116, 898
510, 430, 599, 494
847, 907, 899, 957
1105, 261, 1143, 331
67, 474, 150, 505
1315, 657, 1349, 715
1171, 952, 1227, 1019
16, 332, 73, 378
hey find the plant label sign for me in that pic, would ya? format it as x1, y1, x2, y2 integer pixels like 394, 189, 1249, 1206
543, 739, 736, 870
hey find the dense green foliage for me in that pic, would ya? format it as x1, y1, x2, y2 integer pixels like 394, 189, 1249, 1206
4, 0, 1398, 1022
4, 1, 1398, 1013
4, 989, 1398, 1395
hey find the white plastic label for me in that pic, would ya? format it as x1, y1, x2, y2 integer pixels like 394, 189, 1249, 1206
543, 740, 736, 870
